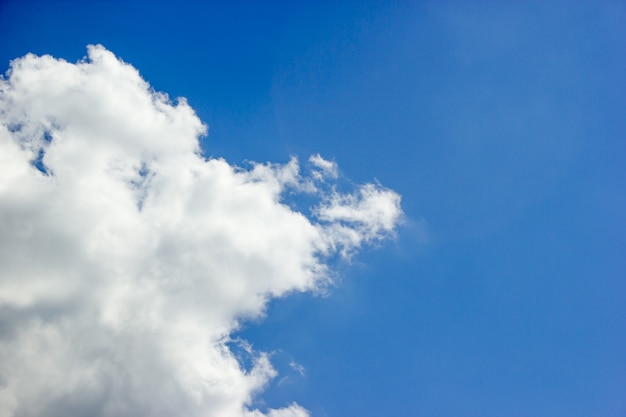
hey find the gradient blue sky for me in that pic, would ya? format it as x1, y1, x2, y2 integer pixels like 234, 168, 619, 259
1, 1, 625, 416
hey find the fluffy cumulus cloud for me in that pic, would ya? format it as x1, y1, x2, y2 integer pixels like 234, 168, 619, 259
0, 45, 402, 417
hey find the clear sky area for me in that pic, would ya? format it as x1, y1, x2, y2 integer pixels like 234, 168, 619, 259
0, 1, 624, 416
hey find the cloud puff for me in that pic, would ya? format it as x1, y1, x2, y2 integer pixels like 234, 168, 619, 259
0, 45, 402, 417
308, 154, 338, 180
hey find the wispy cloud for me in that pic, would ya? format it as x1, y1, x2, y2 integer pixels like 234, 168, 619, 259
0, 46, 402, 417
309, 154, 338, 181
289, 361, 306, 377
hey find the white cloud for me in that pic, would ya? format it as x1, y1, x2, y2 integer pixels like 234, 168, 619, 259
0, 45, 402, 417
289, 361, 306, 377
308, 154, 338, 181
315, 183, 403, 257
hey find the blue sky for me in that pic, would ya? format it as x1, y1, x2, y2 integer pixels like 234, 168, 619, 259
1, 1, 625, 416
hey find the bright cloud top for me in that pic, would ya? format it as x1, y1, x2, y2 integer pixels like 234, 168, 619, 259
0, 45, 402, 417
